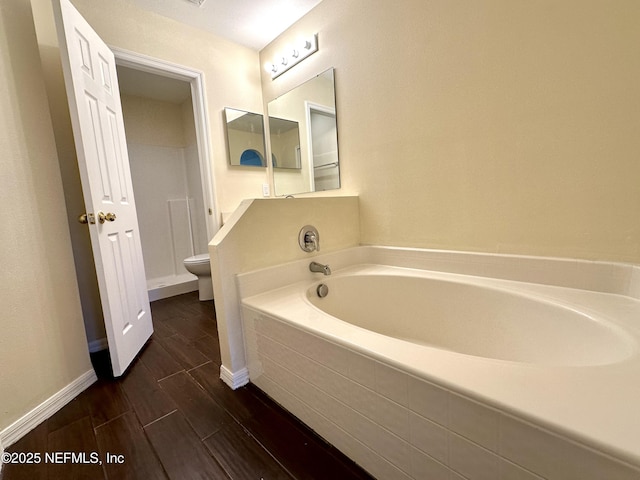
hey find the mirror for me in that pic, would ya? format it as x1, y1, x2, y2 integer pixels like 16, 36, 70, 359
268, 68, 340, 196
269, 117, 301, 169
224, 108, 267, 167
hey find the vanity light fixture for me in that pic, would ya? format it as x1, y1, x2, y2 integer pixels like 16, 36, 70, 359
266, 34, 318, 80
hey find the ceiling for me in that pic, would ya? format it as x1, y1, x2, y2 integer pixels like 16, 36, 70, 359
118, 0, 323, 104
125, 0, 323, 51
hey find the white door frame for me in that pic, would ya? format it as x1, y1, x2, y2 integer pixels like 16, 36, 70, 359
304, 100, 336, 192
111, 47, 219, 240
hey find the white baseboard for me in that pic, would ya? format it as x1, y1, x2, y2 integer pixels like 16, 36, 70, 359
88, 338, 108, 353
219, 365, 249, 390
0, 369, 97, 450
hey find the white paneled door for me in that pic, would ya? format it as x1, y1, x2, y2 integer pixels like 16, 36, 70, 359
53, 0, 153, 376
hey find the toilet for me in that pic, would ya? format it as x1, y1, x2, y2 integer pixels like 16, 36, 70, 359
183, 253, 214, 301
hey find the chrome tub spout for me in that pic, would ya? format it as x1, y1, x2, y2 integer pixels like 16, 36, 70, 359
309, 261, 331, 276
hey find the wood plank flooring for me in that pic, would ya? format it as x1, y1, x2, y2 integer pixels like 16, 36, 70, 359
1, 292, 373, 480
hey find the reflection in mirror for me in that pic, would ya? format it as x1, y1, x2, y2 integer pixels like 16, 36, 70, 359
269, 117, 301, 169
268, 68, 339, 196
224, 108, 267, 167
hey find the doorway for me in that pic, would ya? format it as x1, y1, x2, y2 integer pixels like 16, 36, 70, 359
113, 50, 218, 301
305, 102, 339, 192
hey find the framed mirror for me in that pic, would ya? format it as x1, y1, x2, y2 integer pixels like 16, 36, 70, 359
224, 108, 267, 167
268, 68, 340, 196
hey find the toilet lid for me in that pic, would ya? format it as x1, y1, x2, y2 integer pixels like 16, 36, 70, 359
184, 253, 210, 264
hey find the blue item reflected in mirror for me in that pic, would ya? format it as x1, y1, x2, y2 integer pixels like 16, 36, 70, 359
240, 149, 264, 166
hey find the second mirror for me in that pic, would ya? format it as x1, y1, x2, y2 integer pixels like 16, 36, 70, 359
224, 108, 267, 167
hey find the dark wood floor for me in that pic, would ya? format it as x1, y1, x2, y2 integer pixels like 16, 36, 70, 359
1, 292, 373, 480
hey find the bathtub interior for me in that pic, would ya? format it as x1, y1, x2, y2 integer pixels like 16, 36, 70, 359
304, 268, 638, 366
237, 246, 640, 479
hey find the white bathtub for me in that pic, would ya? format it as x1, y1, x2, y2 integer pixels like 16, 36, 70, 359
306, 267, 636, 367
239, 246, 640, 479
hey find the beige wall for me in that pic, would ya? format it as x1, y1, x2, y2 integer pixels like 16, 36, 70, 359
0, 0, 93, 434
210, 197, 359, 375
261, 0, 640, 263
121, 94, 187, 148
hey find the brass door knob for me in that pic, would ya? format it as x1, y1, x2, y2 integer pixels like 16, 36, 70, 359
97, 212, 116, 224
78, 213, 95, 224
